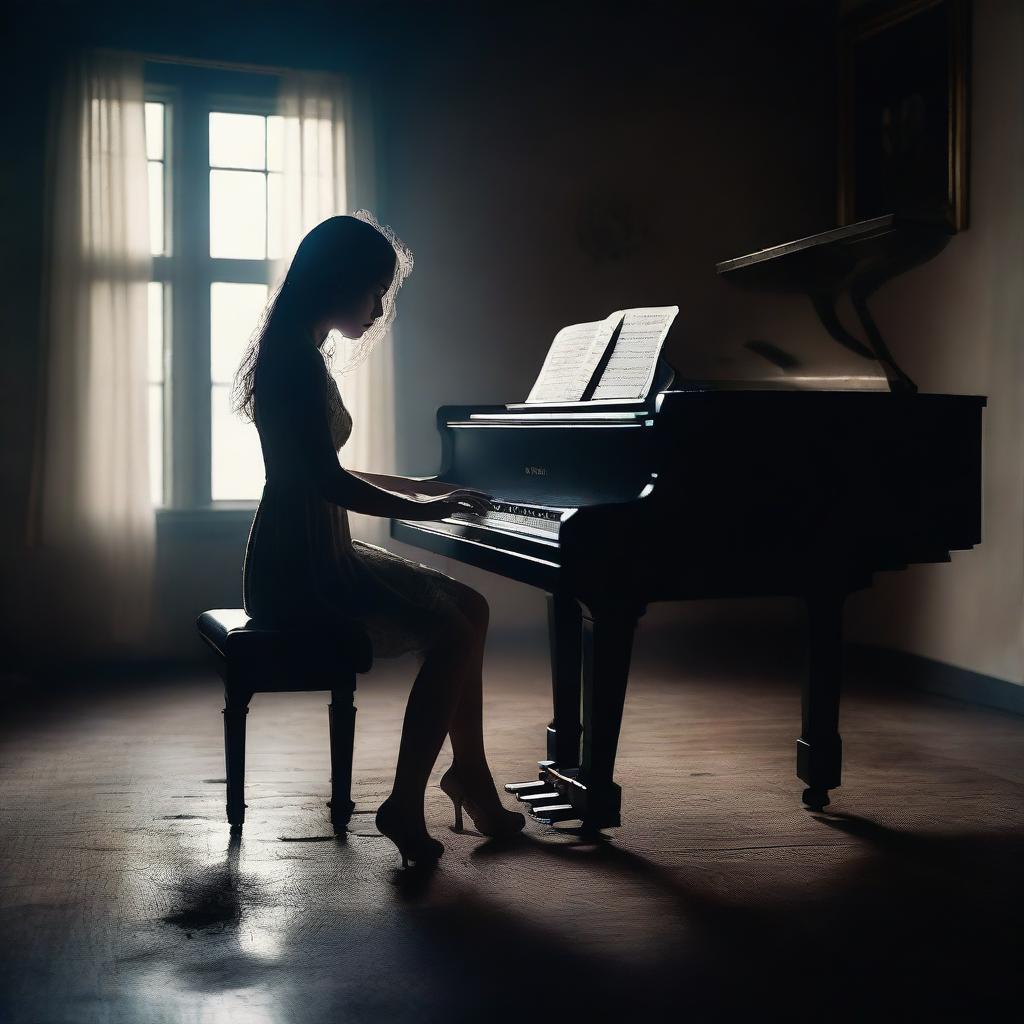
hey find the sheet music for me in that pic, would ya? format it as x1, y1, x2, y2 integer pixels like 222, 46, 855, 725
590, 305, 679, 401
525, 313, 623, 404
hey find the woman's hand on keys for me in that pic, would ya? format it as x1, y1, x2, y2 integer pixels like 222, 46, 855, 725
432, 488, 493, 519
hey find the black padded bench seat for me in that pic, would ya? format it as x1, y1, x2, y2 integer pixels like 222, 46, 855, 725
196, 608, 373, 830
196, 609, 373, 678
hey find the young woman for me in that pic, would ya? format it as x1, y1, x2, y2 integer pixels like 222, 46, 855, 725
234, 213, 524, 866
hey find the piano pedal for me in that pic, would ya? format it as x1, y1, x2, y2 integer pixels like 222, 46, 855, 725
504, 779, 549, 795
530, 803, 578, 824
519, 791, 562, 807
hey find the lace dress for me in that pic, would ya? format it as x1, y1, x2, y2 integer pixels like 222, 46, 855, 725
242, 342, 465, 658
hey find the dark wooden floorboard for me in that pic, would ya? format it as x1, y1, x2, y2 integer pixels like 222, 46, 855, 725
0, 644, 1021, 1022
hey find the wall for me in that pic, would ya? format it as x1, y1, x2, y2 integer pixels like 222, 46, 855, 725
376, 1, 839, 639
845, 0, 1024, 685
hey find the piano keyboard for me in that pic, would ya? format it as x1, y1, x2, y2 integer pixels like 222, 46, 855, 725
448, 500, 571, 539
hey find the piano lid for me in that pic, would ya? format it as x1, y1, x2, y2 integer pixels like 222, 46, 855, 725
711, 215, 952, 394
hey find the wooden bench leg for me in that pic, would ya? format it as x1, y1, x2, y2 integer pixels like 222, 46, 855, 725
329, 677, 357, 831
223, 687, 251, 829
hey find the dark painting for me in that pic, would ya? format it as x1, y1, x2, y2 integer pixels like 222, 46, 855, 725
840, 0, 970, 230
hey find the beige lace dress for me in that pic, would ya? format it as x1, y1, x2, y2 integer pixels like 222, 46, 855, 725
242, 342, 465, 658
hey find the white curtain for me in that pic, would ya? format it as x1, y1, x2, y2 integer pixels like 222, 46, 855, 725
277, 70, 396, 545
30, 50, 154, 648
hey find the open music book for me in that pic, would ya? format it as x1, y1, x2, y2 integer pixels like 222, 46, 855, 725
524, 306, 679, 404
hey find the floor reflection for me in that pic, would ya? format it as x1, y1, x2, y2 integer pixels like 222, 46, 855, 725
162, 832, 244, 935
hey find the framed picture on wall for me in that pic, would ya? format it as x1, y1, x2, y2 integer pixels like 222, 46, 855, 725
839, 0, 970, 231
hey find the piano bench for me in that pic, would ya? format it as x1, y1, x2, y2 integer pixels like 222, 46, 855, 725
196, 609, 374, 832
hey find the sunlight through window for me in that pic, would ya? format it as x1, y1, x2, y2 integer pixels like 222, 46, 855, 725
210, 282, 268, 500
145, 101, 165, 256
210, 169, 267, 259
209, 112, 283, 262
147, 281, 164, 506
144, 100, 167, 505
209, 111, 266, 169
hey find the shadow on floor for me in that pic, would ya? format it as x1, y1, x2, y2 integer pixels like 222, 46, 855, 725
148, 813, 1023, 1023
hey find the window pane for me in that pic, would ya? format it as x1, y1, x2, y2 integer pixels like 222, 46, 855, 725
212, 383, 264, 500
148, 161, 164, 255
210, 169, 266, 259
147, 282, 163, 383
145, 102, 164, 161
149, 382, 163, 506
210, 282, 269, 384
267, 115, 284, 171
209, 112, 266, 170
267, 172, 284, 260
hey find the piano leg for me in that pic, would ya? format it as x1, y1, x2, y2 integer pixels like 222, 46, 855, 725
577, 602, 643, 830
546, 592, 582, 768
797, 590, 846, 811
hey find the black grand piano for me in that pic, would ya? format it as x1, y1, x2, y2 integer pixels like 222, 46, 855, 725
390, 216, 985, 830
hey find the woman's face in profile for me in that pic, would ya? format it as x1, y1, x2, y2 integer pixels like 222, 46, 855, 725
334, 270, 394, 339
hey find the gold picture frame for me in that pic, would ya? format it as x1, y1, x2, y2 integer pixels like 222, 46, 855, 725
839, 0, 970, 231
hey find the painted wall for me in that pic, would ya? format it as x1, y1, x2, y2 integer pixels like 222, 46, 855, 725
375, 1, 839, 641
845, 0, 1024, 685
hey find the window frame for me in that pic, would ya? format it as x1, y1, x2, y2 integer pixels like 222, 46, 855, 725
144, 62, 282, 516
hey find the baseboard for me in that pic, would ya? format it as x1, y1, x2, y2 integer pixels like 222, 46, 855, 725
849, 644, 1024, 716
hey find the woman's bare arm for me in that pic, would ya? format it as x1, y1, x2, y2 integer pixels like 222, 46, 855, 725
348, 470, 466, 499
318, 466, 488, 520
274, 349, 489, 520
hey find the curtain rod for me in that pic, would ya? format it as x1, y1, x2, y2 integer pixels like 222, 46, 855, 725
96, 49, 295, 78
140, 52, 290, 77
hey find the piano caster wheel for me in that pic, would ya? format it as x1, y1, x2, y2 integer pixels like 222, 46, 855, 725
801, 787, 830, 812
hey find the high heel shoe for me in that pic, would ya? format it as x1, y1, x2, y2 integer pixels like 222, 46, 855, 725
375, 798, 444, 868
439, 766, 526, 838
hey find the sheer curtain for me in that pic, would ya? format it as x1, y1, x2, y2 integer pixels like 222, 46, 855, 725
277, 70, 396, 545
29, 50, 154, 648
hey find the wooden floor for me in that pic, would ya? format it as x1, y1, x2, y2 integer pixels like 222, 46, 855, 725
1, 640, 1022, 1023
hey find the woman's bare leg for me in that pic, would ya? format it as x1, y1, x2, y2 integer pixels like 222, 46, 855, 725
386, 630, 472, 827
442, 592, 521, 820
383, 586, 514, 838
445, 593, 490, 777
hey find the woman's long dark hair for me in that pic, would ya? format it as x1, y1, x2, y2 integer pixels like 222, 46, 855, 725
232, 212, 414, 423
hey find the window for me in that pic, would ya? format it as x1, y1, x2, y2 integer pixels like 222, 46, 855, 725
145, 64, 301, 510
146, 102, 167, 506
